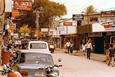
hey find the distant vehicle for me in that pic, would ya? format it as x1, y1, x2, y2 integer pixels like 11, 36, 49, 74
21, 41, 50, 53
21, 40, 29, 49
48, 42, 55, 53
18, 50, 61, 77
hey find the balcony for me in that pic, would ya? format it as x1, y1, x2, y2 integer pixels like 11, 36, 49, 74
77, 24, 92, 33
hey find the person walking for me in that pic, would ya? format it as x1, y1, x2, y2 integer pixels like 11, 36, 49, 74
82, 42, 86, 56
70, 42, 74, 54
108, 44, 115, 67
66, 40, 71, 54
85, 40, 93, 59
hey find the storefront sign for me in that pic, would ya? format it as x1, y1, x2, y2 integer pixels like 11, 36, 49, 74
9, 25, 16, 30
101, 11, 115, 17
102, 22, 115, 29
41, 28, 48, 32
57, 27, 64, 31
72, 14, 84, 20
88, 33, 102, 37
63, 22, 72, 26
12, 10, 19, 17
14, 0, 32, 10
90, 17, 98, 22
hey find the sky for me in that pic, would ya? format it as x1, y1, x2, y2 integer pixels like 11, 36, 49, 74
50, 0, 115, 19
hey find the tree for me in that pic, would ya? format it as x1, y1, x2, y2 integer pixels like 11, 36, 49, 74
19, 24, 31, 36
16, 0, 67, 29
81, 5, 97, 15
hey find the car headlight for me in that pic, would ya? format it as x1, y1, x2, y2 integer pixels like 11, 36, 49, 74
50, 72, 59, 77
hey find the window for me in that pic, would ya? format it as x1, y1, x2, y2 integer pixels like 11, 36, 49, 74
30, 43, 47, 49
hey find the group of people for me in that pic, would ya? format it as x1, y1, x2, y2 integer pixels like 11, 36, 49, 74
65, 40, 74, 54
65, 39, 115, 67
65, 39, 93, 59
82, 40, 93, 59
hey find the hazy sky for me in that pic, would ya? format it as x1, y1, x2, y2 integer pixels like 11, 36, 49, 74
50, 0, 115, 18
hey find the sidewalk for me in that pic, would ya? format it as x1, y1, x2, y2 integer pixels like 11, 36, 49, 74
55, 48, 107, 63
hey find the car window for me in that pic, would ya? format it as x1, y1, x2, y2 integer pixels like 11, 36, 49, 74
30, 43, 47, 49
20, 53, 53, 65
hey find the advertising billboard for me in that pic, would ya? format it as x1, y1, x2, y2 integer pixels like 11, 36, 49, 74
101, 11, 115, 17
72, 14, 84, 20
14, 0, 32, 10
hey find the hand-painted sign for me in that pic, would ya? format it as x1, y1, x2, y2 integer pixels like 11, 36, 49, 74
90, 17, 98, 22
14, 1, 32, 10
12, 10, 19, 17
103, 22, 115, 29
10, 25, 16, 30
72, 14, 84, 20
64, 22, 72, 26
101, 11, 115, 17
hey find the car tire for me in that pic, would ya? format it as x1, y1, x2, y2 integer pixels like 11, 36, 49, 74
51, 50, 54, 53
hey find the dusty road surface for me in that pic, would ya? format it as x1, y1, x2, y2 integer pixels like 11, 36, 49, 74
52, 49, 115, 77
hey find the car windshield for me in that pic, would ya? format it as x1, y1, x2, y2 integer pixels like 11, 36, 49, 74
20, 53, 54, 65
30, 43, 47, 49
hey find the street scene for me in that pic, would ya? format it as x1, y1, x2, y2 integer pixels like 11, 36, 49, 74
0, 0, 115, 77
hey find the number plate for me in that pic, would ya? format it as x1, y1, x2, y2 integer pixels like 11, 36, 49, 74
35, 72, 43, 76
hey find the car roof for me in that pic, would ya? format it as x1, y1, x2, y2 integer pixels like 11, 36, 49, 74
21, 50, 51, 55
29, 41, 47, 44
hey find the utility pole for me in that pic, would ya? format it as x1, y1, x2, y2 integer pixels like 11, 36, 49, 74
34, 7, 43, 40
36, 11, 40, 40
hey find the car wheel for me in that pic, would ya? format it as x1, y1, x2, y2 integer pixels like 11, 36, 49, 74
51, 50, 54, 53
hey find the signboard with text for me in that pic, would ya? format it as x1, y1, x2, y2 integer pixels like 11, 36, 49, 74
10, 25, 16, 30
101, 11, 115, 17
57, 27, 64, 31
12, 10, 19, 17
102, 22, 115, 30
41, 28, 48, 32
14, 0, 32, 10
90, 17, 98, 22
72, 14, 84, 20
63, 22, 72, 26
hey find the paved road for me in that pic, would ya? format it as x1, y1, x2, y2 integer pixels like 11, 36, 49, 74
52, 49, 115, 77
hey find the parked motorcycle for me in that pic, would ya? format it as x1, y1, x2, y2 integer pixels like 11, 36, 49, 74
0, 49, 22, 77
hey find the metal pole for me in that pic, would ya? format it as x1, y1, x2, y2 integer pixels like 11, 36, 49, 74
36, 11, 39, 40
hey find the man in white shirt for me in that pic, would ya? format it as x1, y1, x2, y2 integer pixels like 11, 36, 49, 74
85, 40, 93, 59
66, 40, 71, 54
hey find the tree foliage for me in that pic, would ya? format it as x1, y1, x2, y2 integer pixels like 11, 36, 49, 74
19, 24, 31, 35
16, 0, 67, 29
81, 5, 97, 15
